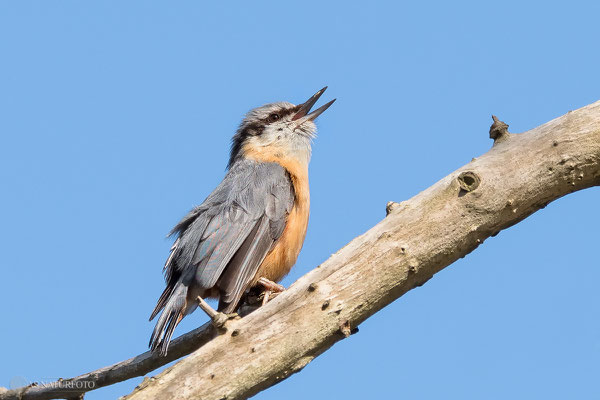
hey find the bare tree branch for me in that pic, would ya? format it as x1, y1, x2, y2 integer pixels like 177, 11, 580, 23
122, 101, 600, 399
2, 101, 599, 400
0, 323, 217, 400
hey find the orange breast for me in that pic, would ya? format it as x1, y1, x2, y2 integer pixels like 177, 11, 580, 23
242, 144, 310, 284
255, 188, 309, 282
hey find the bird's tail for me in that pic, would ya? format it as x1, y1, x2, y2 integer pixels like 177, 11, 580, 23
149, 282, 188, 356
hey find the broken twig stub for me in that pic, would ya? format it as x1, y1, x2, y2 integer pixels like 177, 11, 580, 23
489, 115, 510, 143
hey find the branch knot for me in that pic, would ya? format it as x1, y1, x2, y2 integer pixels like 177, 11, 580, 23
457, 171, 481, 193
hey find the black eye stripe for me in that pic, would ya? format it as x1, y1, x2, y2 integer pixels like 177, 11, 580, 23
235, 105, 303, 144
242, 122, 265, 136
261, 107, 299, 124
228, 105, 303, 169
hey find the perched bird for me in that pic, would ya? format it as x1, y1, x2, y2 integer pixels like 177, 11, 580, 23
149, 87, 335, 355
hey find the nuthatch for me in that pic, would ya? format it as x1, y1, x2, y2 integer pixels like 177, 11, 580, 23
149, 87, 335, 355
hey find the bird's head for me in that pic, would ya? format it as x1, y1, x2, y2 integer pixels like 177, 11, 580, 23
228, 87, 335, 169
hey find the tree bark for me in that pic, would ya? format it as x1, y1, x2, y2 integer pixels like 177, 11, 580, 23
1, 101, 598, 400
123, 101, 600, 399
0, 324, 217, 400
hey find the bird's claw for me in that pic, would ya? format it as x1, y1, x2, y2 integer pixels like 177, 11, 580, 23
257, 277, 285, 293
197, 296, 232, 329
211, 312, 229, 328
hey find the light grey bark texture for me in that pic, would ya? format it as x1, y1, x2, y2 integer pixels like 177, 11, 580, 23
1, 101, 599, 400
123, 101, 600, 400
0, 323, 218, 400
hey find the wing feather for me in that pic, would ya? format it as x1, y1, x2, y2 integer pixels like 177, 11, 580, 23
194, 217, 256, 288
154, 159, 295, 319
216, 177, 294, 311
217, 216, 273, 311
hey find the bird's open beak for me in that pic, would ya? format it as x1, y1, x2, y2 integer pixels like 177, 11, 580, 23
292, 87, 336, 123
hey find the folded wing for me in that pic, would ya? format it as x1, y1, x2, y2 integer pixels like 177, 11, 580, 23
149, 160, 294, 353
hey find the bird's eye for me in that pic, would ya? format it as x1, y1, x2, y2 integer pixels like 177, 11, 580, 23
268, 113, 280, 123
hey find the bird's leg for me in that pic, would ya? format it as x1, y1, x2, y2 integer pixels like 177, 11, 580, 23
196, 296, 229, 328
262, 290, 272, 306
257, 277, 285, 306
257, 277, 285, 293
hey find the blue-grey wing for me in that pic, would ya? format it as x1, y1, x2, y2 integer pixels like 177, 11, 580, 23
151, 159, 294, 319
216, 173, 294, 311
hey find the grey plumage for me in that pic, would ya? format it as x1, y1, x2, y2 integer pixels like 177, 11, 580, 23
149, 158, 294, 355
149, 88, 335, 356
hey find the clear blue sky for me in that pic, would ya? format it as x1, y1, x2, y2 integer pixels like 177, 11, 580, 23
1, 2, 599, 399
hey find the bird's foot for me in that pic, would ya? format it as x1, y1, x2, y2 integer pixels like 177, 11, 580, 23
257, 277, 285, 293
197, 296, 230, 328
237, 282, 284, 316
262, 290, 272, 306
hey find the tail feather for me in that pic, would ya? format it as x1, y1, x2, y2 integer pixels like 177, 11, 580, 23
149, 284, 175, 322
149, 283, 188, 356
